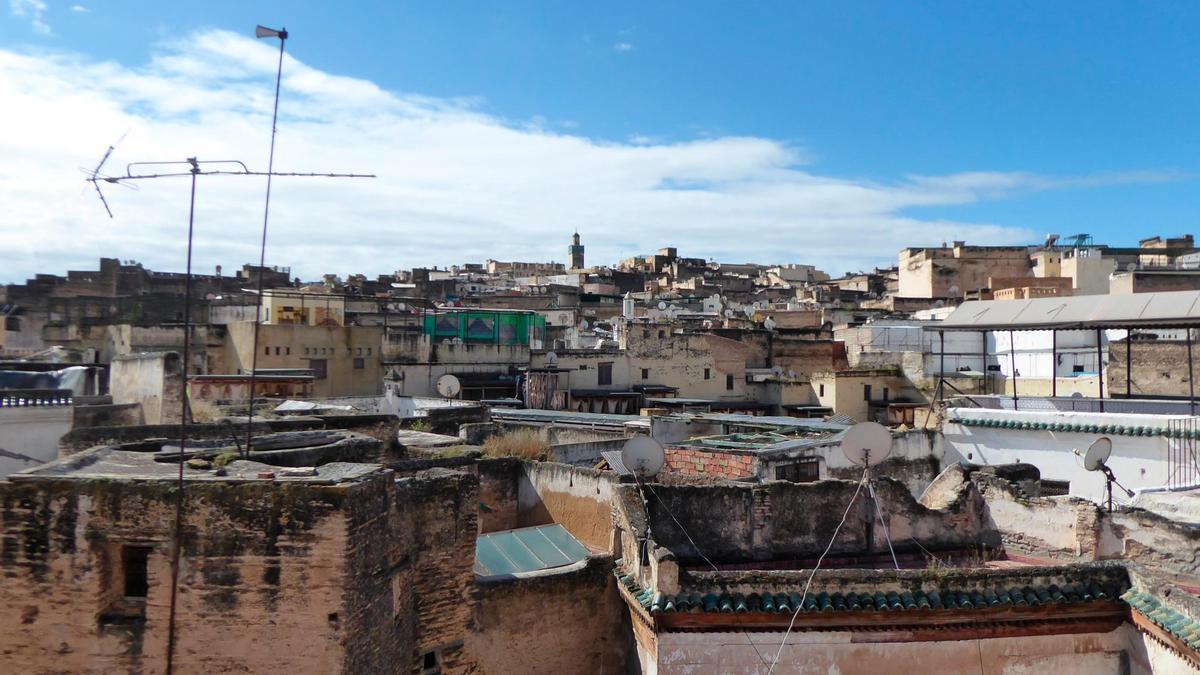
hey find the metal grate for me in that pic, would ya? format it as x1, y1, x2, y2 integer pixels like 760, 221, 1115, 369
1166, 417, 1199, 489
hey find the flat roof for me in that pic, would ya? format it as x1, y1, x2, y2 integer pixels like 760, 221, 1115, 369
11, 447, 381, 485
939, 290, 1200, 331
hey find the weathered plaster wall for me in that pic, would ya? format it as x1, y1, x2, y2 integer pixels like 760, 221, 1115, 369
517, 461, 618, 553
466, 557, 629, 674
654, 627, 1142, 675
0, 406, 73, 477
110, 352, 182, 426
1107, 340, 1195, 398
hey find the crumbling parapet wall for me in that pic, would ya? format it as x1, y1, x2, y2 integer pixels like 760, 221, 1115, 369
620, 476, 986, 568
394, 468, 480, 674
0, 473, 397, 674
516, 461, 620, 554
959, 464, 1200, 578
465, 556, 630, 674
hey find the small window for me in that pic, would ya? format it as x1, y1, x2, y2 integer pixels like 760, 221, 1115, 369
704, 368, 711, 380
726, 374, 734, 390
354, 358, 365, 370
882, 387, 889, 402
579, 364, 588, 371
598, 361, 613, 386
775, 459, 820, 483
357, 347, 362, 355
309, 359, 328, 380
285, 347, 291, 356
275, 346, 281, 355
818, 383, 825, 397
123, 546, 151, 598
264, 346, 270, 356
658, 330, 665, 339
864, 384, 872, 401
422, 651, 439, 673
641, 368, 649, 380
4, 316, 19, 331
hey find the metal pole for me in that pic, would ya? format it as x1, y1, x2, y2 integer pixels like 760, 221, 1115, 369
1009, 330, 1018, 407
166, 159, 199, 675
1096, 328, 1105, 411
1126, 329, 1132, 399
1051, 329, 1057, 398
938, 330, 945, 404
246, 29, 288, 457
1188, 329, 1196, 416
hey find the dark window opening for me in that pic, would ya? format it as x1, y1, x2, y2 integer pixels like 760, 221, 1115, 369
598, 361, 613, 386
422, 651, 439, 672
579, 364, 588, 371
775, 460, 820, 483
123, 546, 151, 598
264, 346, 270, 355
353, 358, 365, 370
818, 383, 825, 397
1040, 479, 1071, 496
285, 347, 290, 356
726, 374, 734, 390
4, 316, 19, 331
1073, 365, 1085, 373
641, 368, 649, 380
863, 384, 872, 401
704, 368, 711, 380
882, 387, 889, 402
658, 330, 665, 339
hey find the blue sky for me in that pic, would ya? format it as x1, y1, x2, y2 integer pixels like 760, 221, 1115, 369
3, 1, 1199, 280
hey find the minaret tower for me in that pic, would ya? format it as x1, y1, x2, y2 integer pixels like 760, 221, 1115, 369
568, 231, 585, 270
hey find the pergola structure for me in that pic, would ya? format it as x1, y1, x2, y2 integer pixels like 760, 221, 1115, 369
934, 289, 1200, 413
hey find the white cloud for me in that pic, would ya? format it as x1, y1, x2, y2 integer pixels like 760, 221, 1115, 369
613, 42, 634, 52
9, 0, 52, 35
70, 4, 87, 12
0, 30, 1170, 283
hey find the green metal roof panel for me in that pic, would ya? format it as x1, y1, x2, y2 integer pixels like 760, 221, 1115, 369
475, 524, 590, 577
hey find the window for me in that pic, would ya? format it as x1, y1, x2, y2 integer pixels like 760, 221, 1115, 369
641, 368, 649, 380
579, 364, 588, 371
354, 358, 365, 370
285, 347, 290, 356
658, 330, 665, 338
598, 361, 613, 386
1040, 479, 1071, 497
726, 374, 734, 390
367, 347, 372, 355
882, 387, 889, 402
818, 383, 825, 397
863, 384, 872, 401
309, 359, 328, 380
123, 546, 151, 598
357, 347, 363, 355
422, 651, 439, 674
4, 316, 18, 331
775, 459, 820, 483
264, 346, 270, 355
704, 368, 711, 380
275, 347, 281, 355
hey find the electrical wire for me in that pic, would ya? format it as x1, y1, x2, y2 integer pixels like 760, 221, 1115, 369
766, 469, 867, 675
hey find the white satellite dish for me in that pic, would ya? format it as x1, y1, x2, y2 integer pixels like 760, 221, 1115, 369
1078, 436, 1133, 510
724, 309, 734, 318
621, 436, 665, 479
545, 351, 558, 365
658, 301, 667, 310
579, 319, 590, 330
1125, 262, 1137, 273
840, 421, 893, 468
764, 317, 777, 330
435, 374, 461, 398
1082, 437, 1112, 472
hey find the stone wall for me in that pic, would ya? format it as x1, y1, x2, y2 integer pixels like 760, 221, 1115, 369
110, 351, 182, 426
625, 477, 985, 564
1106, 339, 1195, 398
395, 469, 480, 673
466, 557, 629, 674
0, 472, 401, 674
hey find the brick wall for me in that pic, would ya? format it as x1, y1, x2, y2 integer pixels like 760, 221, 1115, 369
664, 447, 758, 479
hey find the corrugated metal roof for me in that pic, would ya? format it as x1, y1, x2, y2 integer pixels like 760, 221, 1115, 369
474, 524, 590, 577
599, 450, 631, 476
938, 290, 1200, 331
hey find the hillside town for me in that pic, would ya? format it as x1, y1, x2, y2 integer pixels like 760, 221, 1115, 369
3, 232, 1200, 673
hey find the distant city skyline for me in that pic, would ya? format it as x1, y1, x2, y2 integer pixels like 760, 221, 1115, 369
4, 2, 1199, 282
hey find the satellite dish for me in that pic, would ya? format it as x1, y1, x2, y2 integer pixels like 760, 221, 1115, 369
579, 319, 590, 330
1125, 262, 1137, 273
1077, 436, 1134, 510
1082, 437, 1112, 472
658, 301, 667, 310
724, 309, 734, 318
435, 374, 461, 398
621, 436, 665, 479
545, 351, 558, 364
840, 421, 893, 468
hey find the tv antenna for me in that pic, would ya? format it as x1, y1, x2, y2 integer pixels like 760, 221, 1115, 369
1079, 437, 1134, 511
83, 27, 375, 675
